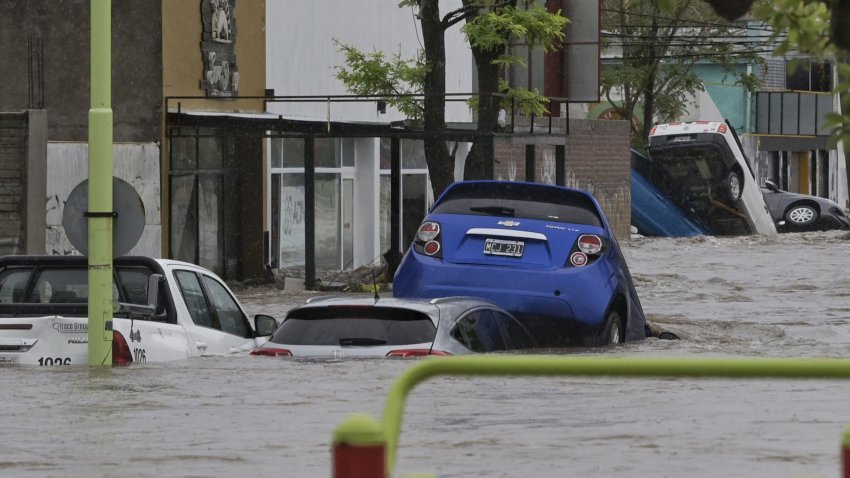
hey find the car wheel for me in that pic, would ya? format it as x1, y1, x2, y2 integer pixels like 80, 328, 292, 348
785, 204, 818, 227
586, 310, 623, 346
726, 171, 742, 202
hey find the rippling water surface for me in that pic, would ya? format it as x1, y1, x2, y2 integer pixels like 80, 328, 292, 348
4, 231, 850, 477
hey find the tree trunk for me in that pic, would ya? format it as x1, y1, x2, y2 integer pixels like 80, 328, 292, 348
419, 0, 454, 197
640, 12, 660, 141
463, 0, 513, 181
465, 47, 502, 180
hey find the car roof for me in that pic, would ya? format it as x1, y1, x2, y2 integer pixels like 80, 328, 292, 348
0, 255, 203, 270
292, 295, 508, 317
440, 179, 592, 198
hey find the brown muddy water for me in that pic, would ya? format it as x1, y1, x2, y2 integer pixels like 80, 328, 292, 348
3, 231, 850, 477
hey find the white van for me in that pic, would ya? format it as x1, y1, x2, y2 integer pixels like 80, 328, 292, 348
647, 121, 777, 236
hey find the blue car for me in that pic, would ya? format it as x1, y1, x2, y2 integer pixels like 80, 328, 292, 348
631, 169, 710, 237
392, 180, 650, 347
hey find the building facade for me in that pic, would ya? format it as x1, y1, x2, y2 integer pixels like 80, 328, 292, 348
0, 0, 163, 257
3, 0, 631, 287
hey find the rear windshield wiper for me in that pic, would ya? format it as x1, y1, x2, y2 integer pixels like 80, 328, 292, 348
339, 337, 387, 346
469, 206, 515, 216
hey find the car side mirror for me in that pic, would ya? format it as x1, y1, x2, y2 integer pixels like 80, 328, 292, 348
254, 314, 280, 337
764, 180, 779, 192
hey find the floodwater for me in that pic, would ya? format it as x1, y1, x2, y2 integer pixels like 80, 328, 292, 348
4, 231, 850, 478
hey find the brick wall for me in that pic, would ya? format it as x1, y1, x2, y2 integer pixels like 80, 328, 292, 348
0, 113, 25, 255
494, 119, 632, 239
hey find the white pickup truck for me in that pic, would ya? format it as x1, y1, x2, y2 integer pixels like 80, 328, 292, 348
0, 255, 279, 365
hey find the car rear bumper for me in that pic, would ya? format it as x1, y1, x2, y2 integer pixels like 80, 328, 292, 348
393, 251, 619, 329
0, 317, 89, 365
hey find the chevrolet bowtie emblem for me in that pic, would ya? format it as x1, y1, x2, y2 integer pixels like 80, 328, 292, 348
498, 220, 520, 227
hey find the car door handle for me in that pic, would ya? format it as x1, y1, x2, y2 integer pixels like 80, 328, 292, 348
195, 340, 208, 351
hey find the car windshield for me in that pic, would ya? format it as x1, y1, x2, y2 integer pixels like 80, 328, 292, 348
272, 305, 437, 346
431, 182, 603, 227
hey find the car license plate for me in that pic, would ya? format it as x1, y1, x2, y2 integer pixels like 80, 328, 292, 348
483, 238, 524, 257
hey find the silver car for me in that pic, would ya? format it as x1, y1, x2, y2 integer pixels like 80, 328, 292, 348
250, 296, 536, 358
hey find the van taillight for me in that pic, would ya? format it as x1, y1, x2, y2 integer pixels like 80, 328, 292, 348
717, 123, 728, 133
649, 126, 657, 136
112, 331, 133, 366
386, 349, 452, 357
250, 347, 292, 357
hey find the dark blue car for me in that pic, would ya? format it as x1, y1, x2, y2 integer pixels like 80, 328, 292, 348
631, 150, 710, 237
392, 180, 650, 347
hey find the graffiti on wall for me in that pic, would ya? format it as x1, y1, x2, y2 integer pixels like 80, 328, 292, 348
201, 0, 238, 97
45, 143, 161, 257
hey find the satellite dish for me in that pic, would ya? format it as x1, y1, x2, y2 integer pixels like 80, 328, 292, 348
62, 177, 146, 257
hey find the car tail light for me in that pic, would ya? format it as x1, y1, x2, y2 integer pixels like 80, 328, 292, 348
569, 252, 588, 267
413, 221, 443, 258
112, 331, 133, 366
250, 347, 293, 357
577, 234, 603, 254
417, 221, 440, 241
386, 349, 452, 357
423, 241, 440, 255
567, 234, 605, 268
649, 126, 656, 136
717, 123, 728, 133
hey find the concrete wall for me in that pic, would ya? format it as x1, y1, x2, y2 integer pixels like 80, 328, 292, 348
0, 113, 27, 255
266, 0, 473, 123
45, 143, 161, 257
0, 0, 162, 142
0, 111, 47, 255
162, 0, 266, 111
493, 119, 632, 240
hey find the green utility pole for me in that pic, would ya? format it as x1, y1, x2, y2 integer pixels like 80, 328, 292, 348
87, 0, 113, 366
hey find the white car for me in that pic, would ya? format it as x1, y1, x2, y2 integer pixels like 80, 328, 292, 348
0, 255, 279, 365
250, 296, 537, 358
648, 121, 777, 236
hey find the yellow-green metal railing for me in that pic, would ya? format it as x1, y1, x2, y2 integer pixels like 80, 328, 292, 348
332, 355, 850, 478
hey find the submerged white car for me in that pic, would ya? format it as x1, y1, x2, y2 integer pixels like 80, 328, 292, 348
0, 255, 279, 366
648, 121, 777, 236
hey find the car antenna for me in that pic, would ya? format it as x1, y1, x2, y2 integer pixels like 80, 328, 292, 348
371, 263, 380, 302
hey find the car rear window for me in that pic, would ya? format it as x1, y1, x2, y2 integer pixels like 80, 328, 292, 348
431, 182, 603, 227
272, 305, 437, 346
0, 265, 155, 305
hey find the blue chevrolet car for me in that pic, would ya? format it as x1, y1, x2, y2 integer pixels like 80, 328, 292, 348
392, 180, 650, 347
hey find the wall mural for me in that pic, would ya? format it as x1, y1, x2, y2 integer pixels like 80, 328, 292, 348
201, 0, 238, 97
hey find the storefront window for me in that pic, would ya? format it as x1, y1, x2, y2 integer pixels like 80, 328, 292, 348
199, 136, 224, 169
171, 174, 197, 263
315, 173, 341, 269
316, 137, 339, 168
279, 173, 305, 268
171, 137, 196, 171
282, 137, 304, 168
272, 137, 352, 271
402, 139, 427, 169
379, 139, 430, 255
